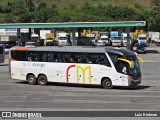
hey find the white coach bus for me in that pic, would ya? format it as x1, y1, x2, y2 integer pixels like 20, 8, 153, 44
0, 44, 5, 63
9, 46, 144, 89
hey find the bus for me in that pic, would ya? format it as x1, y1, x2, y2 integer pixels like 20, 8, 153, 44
9, 46, 144, 89
0, 44, 5, 63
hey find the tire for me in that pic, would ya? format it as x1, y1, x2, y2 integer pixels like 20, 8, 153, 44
38, 75, 48, 85
102, 79, 113, 89
27, 75, 37, 85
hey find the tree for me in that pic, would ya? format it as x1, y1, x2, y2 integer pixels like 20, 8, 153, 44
148, 7, 160, 31
151, 0, 160, 6
25, 0, 35, 11
3, 14, 15, 23
34, 7, 58, 22
37, 2, 47, 10
17, 12, 33, 23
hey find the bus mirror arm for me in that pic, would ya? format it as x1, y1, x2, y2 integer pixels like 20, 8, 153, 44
117, 58, 132, 68
138, 57, 144, 66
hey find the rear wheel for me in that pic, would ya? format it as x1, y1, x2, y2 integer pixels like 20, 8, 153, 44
27, 75, 37, 85
38, 75, 48, 85
102, 79, 113, 89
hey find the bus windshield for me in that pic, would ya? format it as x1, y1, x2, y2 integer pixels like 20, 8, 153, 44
110, 53, 141, 77
127, 56, 141, 76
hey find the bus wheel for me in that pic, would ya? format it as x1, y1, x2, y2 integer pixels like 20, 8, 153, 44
27, 75, 37, 85
102, 79, 113, 89
38, 75, 48, 85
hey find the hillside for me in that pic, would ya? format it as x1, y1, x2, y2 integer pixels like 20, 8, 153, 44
0, 0, 159, 31
0, 0, 157, 9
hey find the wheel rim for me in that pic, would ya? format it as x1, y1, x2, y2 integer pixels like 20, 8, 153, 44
40, 78, 45, 84
106, 81, 111, 87
29, 77, 34, 83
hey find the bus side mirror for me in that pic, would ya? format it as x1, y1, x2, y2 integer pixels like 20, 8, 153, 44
138, 57, 144, 66
117, 58, 132, 68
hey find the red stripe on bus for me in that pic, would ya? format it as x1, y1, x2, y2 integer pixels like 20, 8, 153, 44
15, 47, 29, 51
66, 65, 75, 82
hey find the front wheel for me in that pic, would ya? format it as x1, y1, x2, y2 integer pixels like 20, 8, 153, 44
38, 75, 48, 85
102, 79, 113, 89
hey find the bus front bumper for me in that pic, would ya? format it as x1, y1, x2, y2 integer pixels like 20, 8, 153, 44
128, 78, 141, 86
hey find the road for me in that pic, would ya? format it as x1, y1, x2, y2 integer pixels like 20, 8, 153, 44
0, 46, 160, 120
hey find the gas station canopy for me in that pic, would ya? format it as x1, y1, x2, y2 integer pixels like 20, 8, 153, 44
0, 21, 146, 29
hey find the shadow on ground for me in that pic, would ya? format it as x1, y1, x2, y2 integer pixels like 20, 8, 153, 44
145, 50, 160, 54
133, 50, 159, 54
14, 81, 151, 90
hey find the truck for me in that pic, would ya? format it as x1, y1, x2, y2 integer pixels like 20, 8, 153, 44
56, 32, 69, 46
40, 30, 52, 39
110, 31, 121, 46
137, 34, 148, 47
148, 32, 160, 46
45, 33, 54, 46
31, 34, 39, 43
121, 33, 127, 46
99, 32, 109, 46
0, 35, 17, 46
0, 35, 17, 42
40, 30, 55, 46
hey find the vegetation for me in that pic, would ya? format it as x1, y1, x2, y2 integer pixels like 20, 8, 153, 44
0, 0, 159, 31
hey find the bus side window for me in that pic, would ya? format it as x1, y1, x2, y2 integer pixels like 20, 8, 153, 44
36, 52, 42, 61
76, 53, 82, 63
54, 53, 58, 62
58, 53, 63, 62
91, 54, 99, 64
53, 52, 63, 62
42, 52, 47, 62
11, 51, 27, 61
81, 53, 88, 63
63, 53, 70, 63
70, 53, 76, 63
47, 52, 54, 62
87, 53, 92, 64
99, 54, 111, 67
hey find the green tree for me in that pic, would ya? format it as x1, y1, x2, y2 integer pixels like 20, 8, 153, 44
3, 14, 15, 23
17, 12, 33, 23
148, 7, 160, 31
151, 0, 160, 6
37, 2, 47, 10
25, 0, 35, 11
34, 7, 58, 22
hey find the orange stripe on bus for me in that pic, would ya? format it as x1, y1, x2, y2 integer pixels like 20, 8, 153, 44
15, 47, 29, 51
10, 58, 17, 61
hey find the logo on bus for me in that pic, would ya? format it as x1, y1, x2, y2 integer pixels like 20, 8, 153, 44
66, 65, 92, 84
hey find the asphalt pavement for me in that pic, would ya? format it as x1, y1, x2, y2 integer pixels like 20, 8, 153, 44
0, 46, 160, 120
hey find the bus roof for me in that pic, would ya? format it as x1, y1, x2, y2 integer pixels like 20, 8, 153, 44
10, 46, 134, 56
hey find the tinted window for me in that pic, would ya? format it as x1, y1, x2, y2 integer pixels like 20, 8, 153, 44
99, 53, 111, 67
11, 51, 27, 61
108, 53, 123, 65
10, 50, 111, 67
27, 52, 37, 61
54, 52, 63, 62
